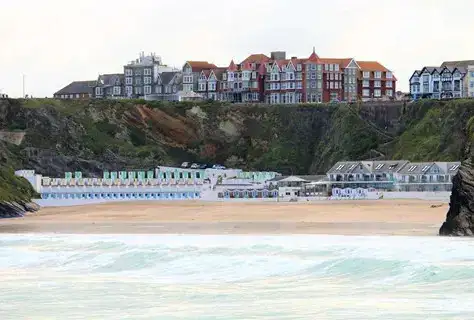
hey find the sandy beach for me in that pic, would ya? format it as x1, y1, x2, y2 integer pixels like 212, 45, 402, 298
0, 200, 448, 236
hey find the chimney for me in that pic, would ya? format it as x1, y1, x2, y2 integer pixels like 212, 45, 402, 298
270, 51, 286, 60
291, 56, 297, 59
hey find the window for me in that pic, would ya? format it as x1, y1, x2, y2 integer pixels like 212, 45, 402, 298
156, 86, 162, 94
135, 69, 141, 76
311, 64, 316, 70
113, 86, 121, 95
165, 85, 171, 93
363, 71, 370, 78
125, 69, 132, 76
363, 80, 370, 87
386, 71, 393, 79
144, 85, 151, 95
144, 77, 152, 84
335, 82, 339, 89
135, 78, 141, 85
374, 80, 381, 87
126, 86, 132, 96
144, 68, 152, 76
386, 89, 393, 96
126, 77, 132, 85
296, 73, 302, 80
199, 83, 206, 91
95, 87, 102, 96
329, 64, 334, 71
374, 71, 382, 79
363, 89, 370, 97
317, 81, 322, 89
135, 87, 142, 94
386, 80, 393, 88
75, 94, 80, 98
334, 64, 339, 71
374, 89, 381, 97
330, 82, 334, 89
325, 64, 329, 71
311, 81, 316, 89
311, 72, 316, 80
297, 64, 302, 71
297, 82, 302, 89
329, 73, 334, 80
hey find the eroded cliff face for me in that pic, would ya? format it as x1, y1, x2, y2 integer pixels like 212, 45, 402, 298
0, 98, 472, 178
439, 159, 474, 236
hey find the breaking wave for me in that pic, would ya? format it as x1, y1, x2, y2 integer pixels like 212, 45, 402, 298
1, 234, 474, 319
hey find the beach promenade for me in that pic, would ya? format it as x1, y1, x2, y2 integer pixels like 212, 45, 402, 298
0, 200, 447, 236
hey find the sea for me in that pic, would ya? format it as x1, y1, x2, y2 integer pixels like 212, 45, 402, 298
1, 234, 474, 319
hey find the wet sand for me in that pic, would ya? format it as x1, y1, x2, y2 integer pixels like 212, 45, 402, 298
0, 200, 447, 236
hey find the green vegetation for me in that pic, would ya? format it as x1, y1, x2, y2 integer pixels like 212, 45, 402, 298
0, 167, 38, 202
1, 97, 474, 204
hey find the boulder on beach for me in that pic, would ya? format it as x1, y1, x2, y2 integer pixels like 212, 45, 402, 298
439, 159, 474, 236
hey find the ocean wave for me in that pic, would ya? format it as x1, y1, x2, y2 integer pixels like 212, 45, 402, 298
3, 234, 474, 319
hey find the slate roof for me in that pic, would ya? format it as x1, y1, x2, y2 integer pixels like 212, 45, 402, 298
97, 74, 124, 87
54, 80, 96, 95
160, 71, 179, 84
441, 60, 474, 69
327, 160, 409, 175
397, 162, 461, 175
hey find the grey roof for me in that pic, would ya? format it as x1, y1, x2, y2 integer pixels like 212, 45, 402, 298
327, 160, 409, 175
397, 161, 461, 175
362, 160, 409, 174
441, 60, 474, 69
327, 161, 364, 174
420, 66, 440, 74
97, 74, 124, 87
54, 80, 96, 95
160, 72, 179, 85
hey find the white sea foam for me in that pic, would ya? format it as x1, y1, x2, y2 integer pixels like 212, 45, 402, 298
1, 234, 474, 319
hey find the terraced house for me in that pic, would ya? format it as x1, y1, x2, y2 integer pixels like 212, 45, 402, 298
53, 49, 396, 103
409, 60, 474, 99
325, 160, 460, 192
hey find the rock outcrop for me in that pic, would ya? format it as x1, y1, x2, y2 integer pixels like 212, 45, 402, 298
0, 201, 40, 219
439, 159, 474, 236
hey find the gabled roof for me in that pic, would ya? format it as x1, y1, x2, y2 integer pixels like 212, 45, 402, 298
185, 61, 218, 72
307, 47, 320, 62
227, 60, 238, 72
356, 61, 389, 72
241, 54, 270, 64
241, 61, 253, 71
419, 66, 440, 74
160, 71, 179, 85
409, 70, 421, 81
97, 73, 124, 87
54, 80, 96, 95
212, 67, 227, 79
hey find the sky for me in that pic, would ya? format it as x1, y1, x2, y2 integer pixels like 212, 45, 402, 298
1, 0, 473, 97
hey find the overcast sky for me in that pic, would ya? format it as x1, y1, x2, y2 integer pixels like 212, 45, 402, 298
1, 0, 473, 97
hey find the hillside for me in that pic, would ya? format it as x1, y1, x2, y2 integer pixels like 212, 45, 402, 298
0, 98, 473, 185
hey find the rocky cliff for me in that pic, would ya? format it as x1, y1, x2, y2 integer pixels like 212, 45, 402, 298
439, 159, 474, 236
0, 166, 39, 218
1, 98, 472, 178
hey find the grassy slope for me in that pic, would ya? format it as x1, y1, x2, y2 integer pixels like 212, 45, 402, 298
0, 98, 473, 204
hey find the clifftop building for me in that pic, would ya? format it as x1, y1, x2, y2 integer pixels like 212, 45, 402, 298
53, 49, 396, 103
410, 60, 474, 99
